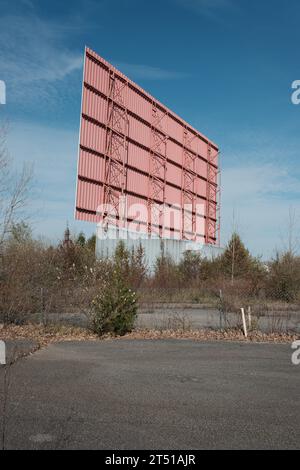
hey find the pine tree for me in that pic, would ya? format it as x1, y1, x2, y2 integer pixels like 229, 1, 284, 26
76, 232, 86, 247
220, 232, 253, 281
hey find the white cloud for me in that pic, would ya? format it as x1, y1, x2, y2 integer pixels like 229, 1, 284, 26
222, 163, 300, 257
223, 164, 300, 199
0, 13, 83, 103
113, 62, 189, 81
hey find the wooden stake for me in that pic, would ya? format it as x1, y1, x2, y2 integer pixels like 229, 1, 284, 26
241, 308, 248, 338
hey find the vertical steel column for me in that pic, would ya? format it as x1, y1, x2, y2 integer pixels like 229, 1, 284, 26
181, 128, 197, 240
103, 71, 129, 227
147, 103, 168, 237
205, 144, 220, 245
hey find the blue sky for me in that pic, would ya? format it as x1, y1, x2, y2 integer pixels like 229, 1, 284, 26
0, 0, 299, 257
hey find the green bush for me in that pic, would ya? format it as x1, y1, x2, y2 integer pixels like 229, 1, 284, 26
220, 232, 259, 279
90, 279, 137, 336
178, 251, 202, 284
113, 241, 147, 288
90, 242, 138, 336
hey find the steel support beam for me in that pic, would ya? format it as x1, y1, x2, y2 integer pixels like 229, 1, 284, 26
103, 72, 129, 227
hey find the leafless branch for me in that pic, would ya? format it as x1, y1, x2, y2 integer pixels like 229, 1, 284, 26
0, 125, 33, 249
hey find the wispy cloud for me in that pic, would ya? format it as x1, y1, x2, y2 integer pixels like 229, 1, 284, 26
222, 162, 300, 257
0, 13, 83, 104
113, 62, 190, 81
223, 164, 300, 199
176, 0, 235, 21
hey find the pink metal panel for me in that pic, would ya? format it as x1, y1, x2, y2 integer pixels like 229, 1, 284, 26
127, 90, 151, 122
196, 158, 207, 180
197, 180, 207, 199
127, 169, 149, 198
166, 162, 182, 187
81, 120, 106, 154
126, 194, 149, 225
78, 149, 105, 183
75, 47, 220, 244
165, 185, 181, 206
197, 137, 208, 160
77, 179, 102, 213
84, 47, 218, 148
166, 140, 182, 166
82, 88, 108, 124
127, 143, 149, 174
85, 55, 109, 95
196, 196, 206, 207
128, 115, 151, 148
167, 116, 184, 144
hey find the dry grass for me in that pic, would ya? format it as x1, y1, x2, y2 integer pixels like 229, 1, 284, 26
0, 323, 298, 347
0, 323, 98, 347
116, 328, 299, 344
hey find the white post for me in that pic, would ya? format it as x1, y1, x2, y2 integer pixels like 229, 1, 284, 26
247, 306, 252, 329
241, 308, 248, 338
0, 340, 6, 365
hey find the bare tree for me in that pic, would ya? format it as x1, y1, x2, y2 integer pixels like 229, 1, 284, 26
230, 209, 238, 284
287, 207, 299, 256
0, 124, 33, 249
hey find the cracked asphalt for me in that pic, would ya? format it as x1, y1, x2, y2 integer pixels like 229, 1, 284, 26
0, 339, 299, 449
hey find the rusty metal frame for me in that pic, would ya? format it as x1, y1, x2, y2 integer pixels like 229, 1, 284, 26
103, 71, 129, 227
181, 127, 197, 240
147, 103, 168, 237
205, 144, 220, 245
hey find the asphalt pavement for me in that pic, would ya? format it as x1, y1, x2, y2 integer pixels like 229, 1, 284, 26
0, 339, 299, 449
